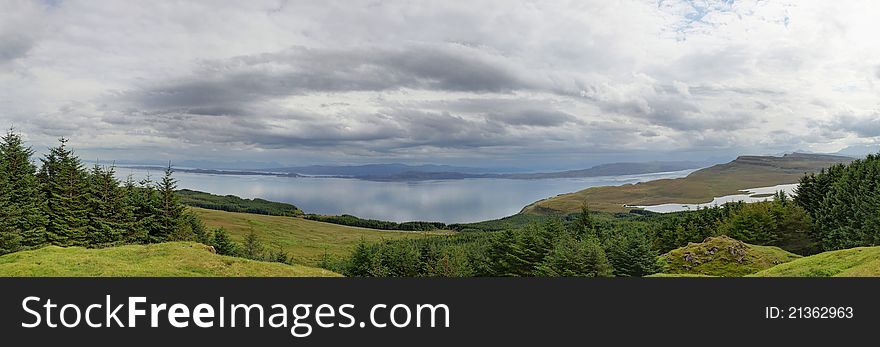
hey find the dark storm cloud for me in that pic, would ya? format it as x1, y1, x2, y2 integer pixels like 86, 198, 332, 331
408, 98, 579, 128
123, 45, 534, 114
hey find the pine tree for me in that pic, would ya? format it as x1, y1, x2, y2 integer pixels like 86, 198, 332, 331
120, 175, 143, 242
375, 241, 421, 277
268, 246, 292, 264
181, 212, 210, 244
127, 175, 160, 243
429, 247, 473, 277
537, 233, 613, 277
242, 231, 264, 260
39, 138, 90, 246
211, 227, 238, 256
571, 201, 596, 239
346, 240, 377, 277
485, 228, 524, 276
153, 164, 183, 243
0, 171, 21, 253
86, 164, 131, 245
792, 154, 880, 250
606, 228, 662, 277
0, 130, 47, 249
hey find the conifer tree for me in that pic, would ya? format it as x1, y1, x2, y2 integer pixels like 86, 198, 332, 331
572, 201, 595, 239
181, 212, 210, 244
154, 164, 183, 242
121, 175, 148, 242
0, 130, 47, 249
212, 227, 238, 256
484, 228, 517, 276
242, 231, 265, 260
127, 175, 160, 243
39, 138, 90, 246
86, 164, 131, 245
606, 228, 662, 277
0, 171, 20, 253
537, 233, 613, 277
345, 240, 376, 277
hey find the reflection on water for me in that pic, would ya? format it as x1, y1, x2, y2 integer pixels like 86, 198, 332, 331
116, 169, 696, 223
632, 183, 799, 213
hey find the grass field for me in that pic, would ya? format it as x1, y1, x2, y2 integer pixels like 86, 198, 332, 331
522, 153, 851, 214
658, 236, 801, 277
752, 247, 880, 277
192, 207, 446, 267
0, 242, 339, 277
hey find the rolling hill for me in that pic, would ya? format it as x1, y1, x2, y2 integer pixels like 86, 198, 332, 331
191, 207, 445, 267
498, 161, 703, 179
522, 153, 852, 214
752, 247, 880, 277
0, 242, 339, 277
658, 236, 801, 277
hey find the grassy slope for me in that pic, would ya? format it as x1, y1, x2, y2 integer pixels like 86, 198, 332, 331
659, 236, 801, 277
752, 247, 880, 277
192, 207, 444, 267
523, 153, 851, 214
0, 242, 339, 277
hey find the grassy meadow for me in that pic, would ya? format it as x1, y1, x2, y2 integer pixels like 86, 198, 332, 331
752, 247, 880, 277
0, 242, 339, 277
191, 207, 448, 267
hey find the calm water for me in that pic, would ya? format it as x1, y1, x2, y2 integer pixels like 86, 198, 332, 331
117, 169, 696, 223
632, 183, 799, 213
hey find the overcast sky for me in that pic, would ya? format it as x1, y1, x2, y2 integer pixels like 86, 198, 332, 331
1, 0, 879, 169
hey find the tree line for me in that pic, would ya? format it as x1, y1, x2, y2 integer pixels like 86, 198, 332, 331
0, 132, 197, 254
796, 153, 880, 250
651, 192, 815, 255
0, 131, 291, 265
343, 203, 662, 277
304, 214, 446, 231
176, 189, 303, 217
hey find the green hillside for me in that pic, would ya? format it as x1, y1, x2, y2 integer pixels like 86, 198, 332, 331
752, 247, 880, 277
192, 207, 446, 267
523, 153, 852, 214
0, 242, 339, 277
659, 236, 801, 277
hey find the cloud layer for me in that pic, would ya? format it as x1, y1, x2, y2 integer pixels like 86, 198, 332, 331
1, 0, 879, 168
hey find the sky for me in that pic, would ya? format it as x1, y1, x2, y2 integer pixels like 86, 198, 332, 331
1, 0, 879, 170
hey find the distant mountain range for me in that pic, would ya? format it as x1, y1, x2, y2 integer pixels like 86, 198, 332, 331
122, 161, 707, 182
262, 163, 515, 176
345, 161, 705, 181
834, 144, 880, 158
